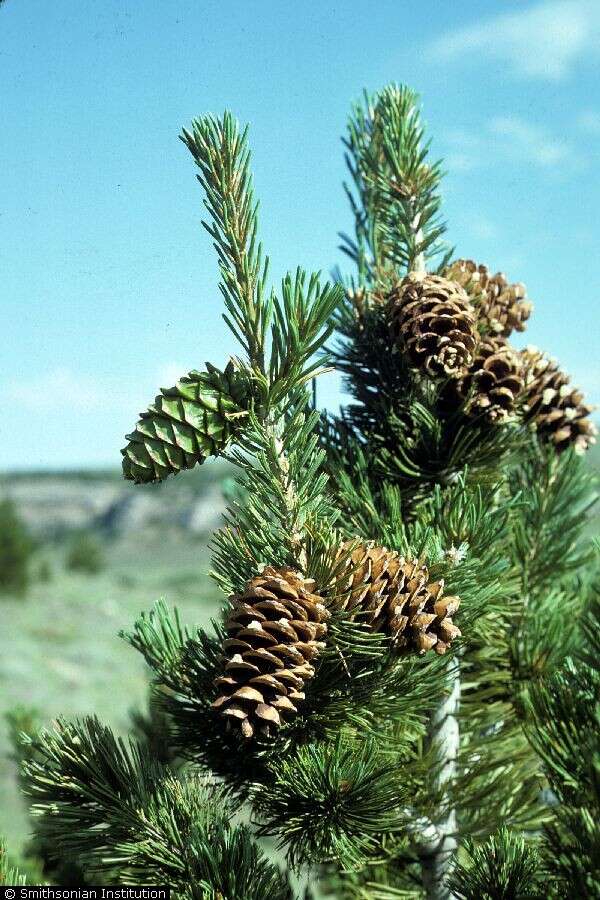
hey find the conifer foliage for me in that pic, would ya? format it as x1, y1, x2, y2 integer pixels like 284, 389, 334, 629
11, 86, 599, 898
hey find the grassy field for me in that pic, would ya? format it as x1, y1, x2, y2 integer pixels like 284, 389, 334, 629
0, 527, 221, 856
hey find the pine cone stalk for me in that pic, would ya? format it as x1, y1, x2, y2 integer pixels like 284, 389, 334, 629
213, 567, 330, 738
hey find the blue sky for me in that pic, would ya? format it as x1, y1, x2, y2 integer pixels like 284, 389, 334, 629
2, 0, 599, 470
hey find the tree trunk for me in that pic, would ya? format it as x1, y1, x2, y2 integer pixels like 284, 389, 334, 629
420, 656, 461, 900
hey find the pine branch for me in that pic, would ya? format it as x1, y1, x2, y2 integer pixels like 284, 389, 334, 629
121, 598, 190, 680
434, 479, 550, 842
5, 706, 88, 886
526, 662, 598, 809
211, 399, 340, 592
21, 717, 293, 898
123, 597, 452, 801
509, 584, 582, 692
125, 120, 343, 486
509, 442, 598, 596
181, 112, 271, 370
523, 590, 600, 896
256, 735, 408, 870
122, 604, 227, 771
205, 271, 345, 588
268, 269, 342, 406
373, 85, 451, 275
447, 827, 542, 900
341, 84, 451, 288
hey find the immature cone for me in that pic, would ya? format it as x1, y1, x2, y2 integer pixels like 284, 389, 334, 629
445, 259, 533, 338
337, 542, 461, 655
212, 567, 329, 738
121, 361, 248, 484
520, 348, 597, 454
449, 336, 524, 424
388, 272, 478, 377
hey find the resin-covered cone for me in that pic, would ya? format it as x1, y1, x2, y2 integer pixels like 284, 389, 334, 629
445, 259, 533, 338
212, 567, 330, 738
448, 336, 524, 424
337, 541, 461, 656
521, 348, 597, 454
121, 361, 249, 484
388, 272, 478, 378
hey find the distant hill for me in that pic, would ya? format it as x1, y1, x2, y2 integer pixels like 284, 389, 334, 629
1, 446, 597, 540
0, 460, 232, 539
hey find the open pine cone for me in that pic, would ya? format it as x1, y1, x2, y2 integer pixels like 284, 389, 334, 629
447, 336, 524, 424
212, 567, 329, 738
520, 348, 597, 454
388, 272, 478, 378
336, 541, 461, 655
445, 259, 533, 338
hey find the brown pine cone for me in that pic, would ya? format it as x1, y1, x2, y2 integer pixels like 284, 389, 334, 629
336, 542, 461, 655
212, 567, 329, 738
448, 336, 524, 424
520, 348, 597, 454
388, 272, 478, 378
445, 259, 533, 338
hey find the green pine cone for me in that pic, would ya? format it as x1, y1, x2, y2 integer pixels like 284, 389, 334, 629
121, 361, 249, 484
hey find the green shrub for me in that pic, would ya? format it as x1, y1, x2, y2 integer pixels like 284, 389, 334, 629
0, 498, 32, 596
65, 531, 104, 575
37, 559, 53, 583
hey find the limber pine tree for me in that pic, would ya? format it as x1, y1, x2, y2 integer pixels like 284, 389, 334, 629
13, 86, 599, 898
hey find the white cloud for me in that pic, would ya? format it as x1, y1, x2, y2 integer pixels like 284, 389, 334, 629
1, 361, 191, 417
442, 115, 582, 172
428, 1, 600, 80
5, 368, 105, 412
0, 361, 214, 470
488, 116, 574, 167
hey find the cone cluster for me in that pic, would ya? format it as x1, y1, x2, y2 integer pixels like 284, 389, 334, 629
388, 272, 478, 377
212, 546, 463, 739
384, 261, 595, 454
122, 362, 248, 484
337, 541, 461, 656
445, 259, 533, 338
521, 348, 597, 454
212, 567, 329, 738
